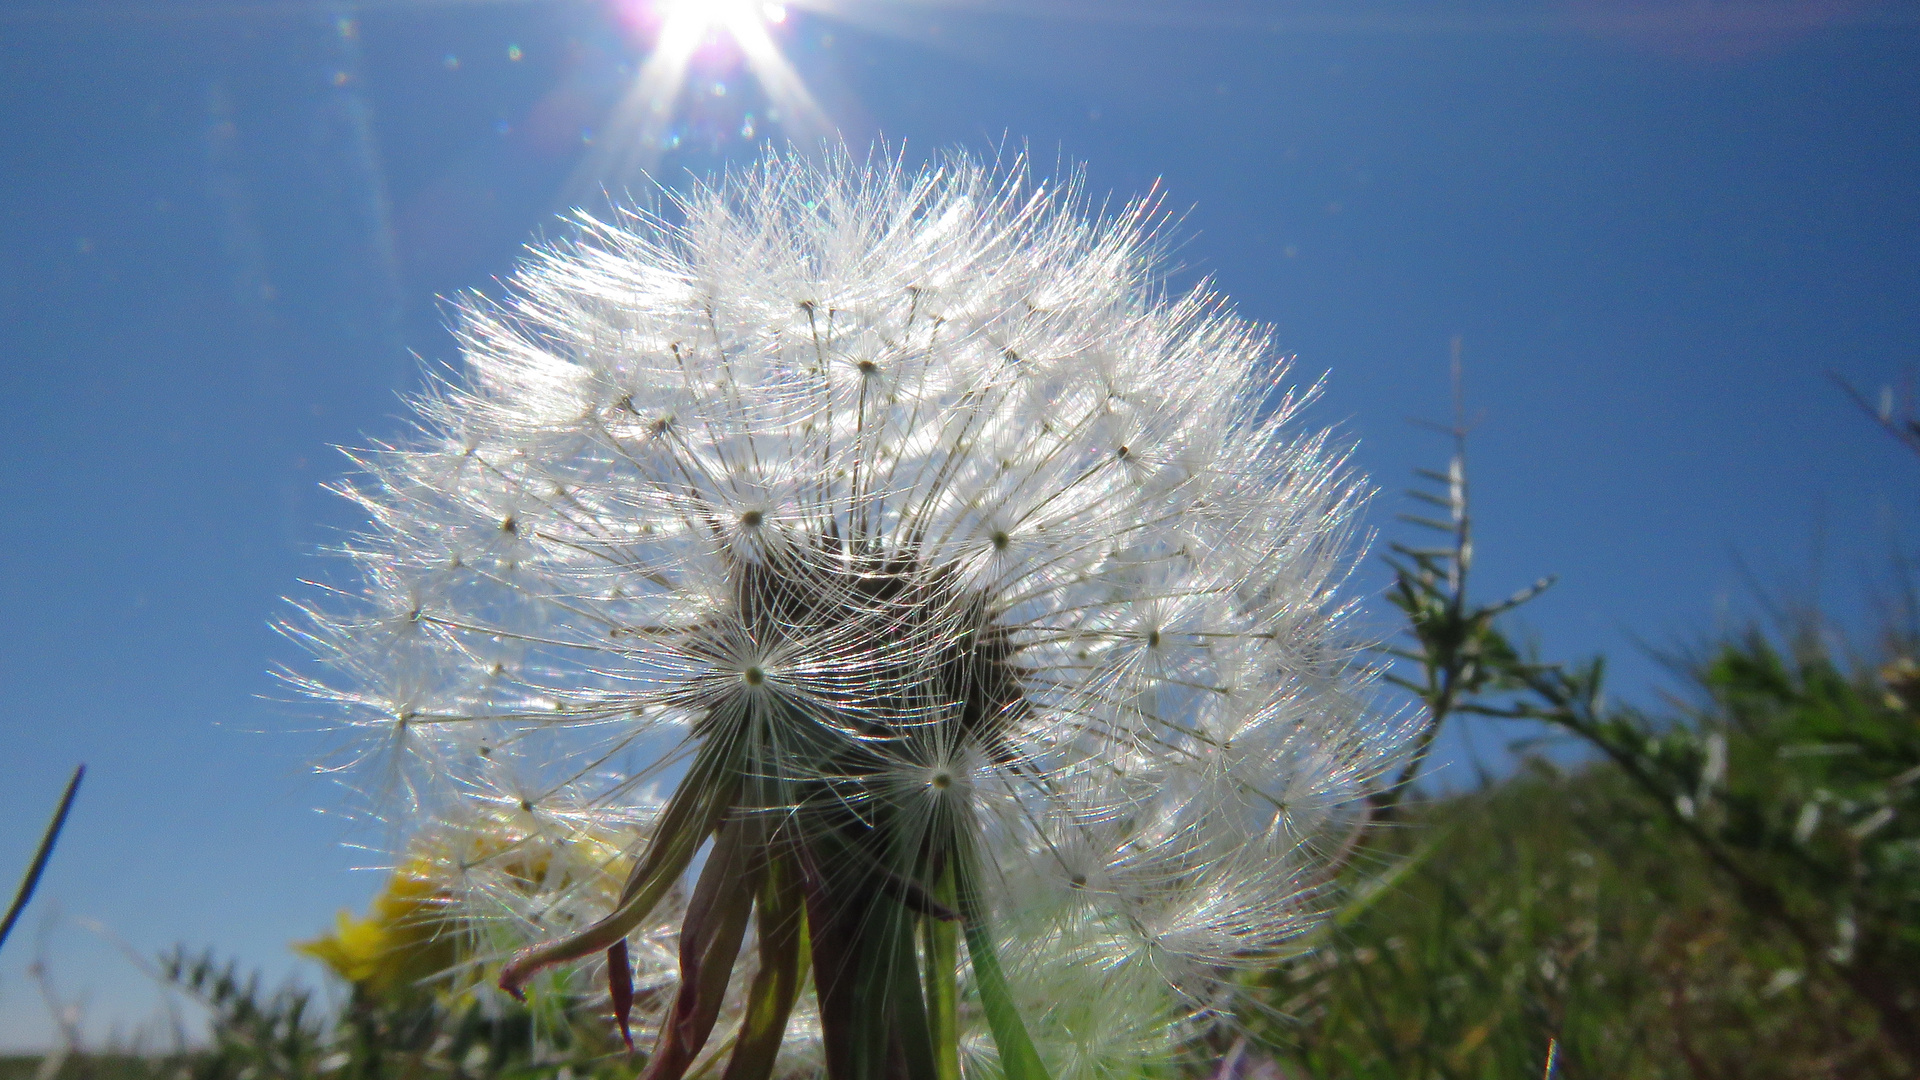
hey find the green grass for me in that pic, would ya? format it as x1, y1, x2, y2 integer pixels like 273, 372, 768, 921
1245, 758, 1909, 1079
0, 1056, 186, 1080
15, 739, 1914, 1080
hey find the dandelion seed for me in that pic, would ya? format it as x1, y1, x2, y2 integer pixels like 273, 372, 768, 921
288, 147, 1401, 1080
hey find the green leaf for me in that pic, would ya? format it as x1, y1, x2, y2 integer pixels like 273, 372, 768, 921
955, 855, 1050, 1080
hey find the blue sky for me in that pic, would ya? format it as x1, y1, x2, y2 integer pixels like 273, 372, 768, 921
2, 0, 1917, 1049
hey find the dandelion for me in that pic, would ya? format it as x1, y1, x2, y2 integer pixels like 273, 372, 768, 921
288, 148, 1400, 1080
296, 806, 649, 1009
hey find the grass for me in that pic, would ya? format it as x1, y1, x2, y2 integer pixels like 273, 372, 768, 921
1247, 758, 1908, 1079
0, 1058, 178, 1080
10, 736, 1915, 1079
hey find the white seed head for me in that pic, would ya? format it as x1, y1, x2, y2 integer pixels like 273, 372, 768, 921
288, 147, 1402, 1076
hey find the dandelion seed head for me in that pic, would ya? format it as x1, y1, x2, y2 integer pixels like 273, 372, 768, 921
290, 146, 1403, 1076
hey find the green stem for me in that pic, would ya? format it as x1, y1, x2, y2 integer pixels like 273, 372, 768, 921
886, 905, 939, 1080
954, 851, 1050, 1080
922, 864, 961, 1080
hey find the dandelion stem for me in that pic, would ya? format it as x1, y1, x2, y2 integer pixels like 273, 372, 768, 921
922, 863, 962, 1080
885, 907, 940, 1080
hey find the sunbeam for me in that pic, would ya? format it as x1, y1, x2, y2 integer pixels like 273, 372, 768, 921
569, 0, 829, 192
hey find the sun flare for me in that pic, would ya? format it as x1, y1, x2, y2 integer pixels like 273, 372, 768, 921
657, 0, 788, 34
571, 0, 822, 189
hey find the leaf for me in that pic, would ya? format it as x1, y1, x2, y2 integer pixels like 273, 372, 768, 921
609, 939, 636, 1054
719, 853, 809, 1080
955, 855, 1050, 1080
643, 814, 765, 1080
499, 736, 742, 999
1334, 829, 1451, 930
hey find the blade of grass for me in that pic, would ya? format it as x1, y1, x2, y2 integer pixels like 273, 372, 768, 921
0, 764, 84, 954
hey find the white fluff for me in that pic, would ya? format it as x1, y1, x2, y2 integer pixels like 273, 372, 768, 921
287, 147, 1402, 1078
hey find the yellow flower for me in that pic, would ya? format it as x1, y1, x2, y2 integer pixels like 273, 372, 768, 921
296, 854, 463, 1003
297, 813, 631, 1004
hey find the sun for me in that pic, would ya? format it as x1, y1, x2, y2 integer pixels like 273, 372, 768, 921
574, 0, 822, 187
644, 0, 793, 82
656, 0, 789, 36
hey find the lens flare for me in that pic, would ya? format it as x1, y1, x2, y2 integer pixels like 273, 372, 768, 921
657, 0, 761, 35
573, 0, 827, 190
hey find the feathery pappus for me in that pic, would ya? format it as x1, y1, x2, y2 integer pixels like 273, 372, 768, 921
286, 147, 1403, 1080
